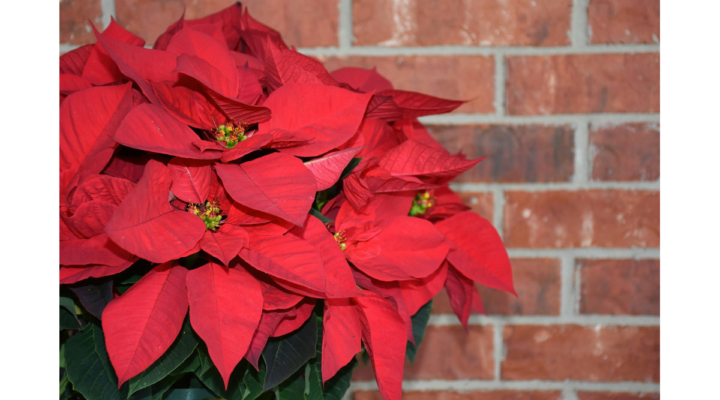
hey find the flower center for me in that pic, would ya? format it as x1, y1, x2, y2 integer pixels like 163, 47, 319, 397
214, 121, 248, 149
409, 190, 436, 216
334, 231, 347, 251
187, 199, 222, 230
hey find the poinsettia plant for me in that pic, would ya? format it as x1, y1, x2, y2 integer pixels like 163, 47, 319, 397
59, 3, 515, 400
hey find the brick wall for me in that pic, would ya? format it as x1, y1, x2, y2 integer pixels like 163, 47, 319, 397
60, 1, 660, 399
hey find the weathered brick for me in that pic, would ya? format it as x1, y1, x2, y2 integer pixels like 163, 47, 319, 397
506, 54, 660, 115
352, 0, 572, 47
502, 325, 659, 382
457, 192, 494, 221
578, 259, 660, 315
590, 123, 660, 181
115, 0, 338, 47
60, 0, 103, 44
428, 125, 574, 182
577, 392, 660, 400
433, 259, 561, 315
503, 190, 660, 248
354, 390, 563, 400
323, 55, 495, 114
353, 325, 494, 381
588, 0, 660, 44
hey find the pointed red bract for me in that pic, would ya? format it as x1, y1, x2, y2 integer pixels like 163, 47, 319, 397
436, 212, 516, 295
102, 263, 189, 387
400, 261, 449, 315
330, 67, 393, 93
379, 139, 482, 184
186, 262, 263, 389
59, 261, 135, 285
264, 40, 337, 92
104, 160, 207, 263
215, 153, 316, 226
167, 158, 213, 204
322, 299, 362, 382
258, 83, 372, 157
353, 292, 406, 400
199, 224, 248, 266
444, 266, 477, 328
272, 299, 316, 337
304, 147, 362, 191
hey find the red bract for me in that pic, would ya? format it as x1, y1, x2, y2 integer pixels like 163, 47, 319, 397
59, 4, 515, 399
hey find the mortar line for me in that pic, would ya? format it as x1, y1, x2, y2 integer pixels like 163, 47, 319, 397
338, 0, 353, 50
494, 52, 506, 116
573, 120, 590, 184
560, 255, 576, 318
574, 259, 584, 316
100, 0, 116, 29
59, 44, 80, 54
450, 181, 659, 192
563, 388, 580, 400
570, 0, 590, 47
418, 113, 660, 125
428, 314, 659, 327
506, 248, 659, 259
492, 187, 505, 238
493, 324, 504, 381
298, 44, 659, 57
349, 380, 660, 392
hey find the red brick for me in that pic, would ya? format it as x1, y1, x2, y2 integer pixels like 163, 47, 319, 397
503, 190, 660, 248
352, 0, 572, 47
353, 325, 494, 381
428, 125, 574, 183
502, 325, 659, 382
578, 259, 660, 315
60, 0, 103, 44
590, 123, 660, 181
115, 0, 338, 47
354, 390, 563, 400
323, 55, 494, 114
457, 192, 494, 221
433, 259, 561, 315
577, 393, 659, 400
588, 0, 660, 44
506, 54, 660, 115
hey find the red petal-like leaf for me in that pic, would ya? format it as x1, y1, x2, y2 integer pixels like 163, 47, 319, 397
240, 234, 326, 294
375, 89, 465, 120
304, 147, 362, 191
245, 311, 284, 369
60, 44, 93, 75
60, 84, 132, 172
151, 80, 225, 130
444, 266, 476, 328
199, 224, 248, 266
102, 263, 189, 387
59, 261, 135, 284
272, 299, 316, 337
322, 298, 362, 382
187, 262, 263, 388
167, 158, 213, 204
379, 139, 482, 184
259, 279, 303, 311
330, 67, 393, 93
264, 40, 337, 92
104, 160, 207, 263
167, 27, 238, 96
215, 153, 316, 226
114, 104, 221, 160
352, 292, 406, 400
258, 83, 371, 157
435, 211, 516, 295
348, 216, 449, 281
400, 261, 449, 315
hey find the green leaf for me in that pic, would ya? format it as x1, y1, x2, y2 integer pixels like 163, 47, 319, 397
127, 318, 199, 396
275, 369, 306, 400
340, 157, 362, 180
194, 345, 246, 400
406, 300, 433, 363
65, 323, 122, 400
242, 362, 266, 400
262, 314, 317, 391
309, 208, 333, 225
60, 296, 80, 330
60, 296, 77, 316
163, 388, 218, 400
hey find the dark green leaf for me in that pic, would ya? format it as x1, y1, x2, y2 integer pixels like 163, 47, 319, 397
163, 388, 217, 400
128, 318, 199, 396
275, 369, 306, 400
194, 345, 246, 400
309, 208, 333, 225
242, 362, 266, 400
60, 307, 80, 330
60, 296, 77, 316
262, 315, 317, 391
65, 323, 122, 400
406, 300, 433, 363
70, 279, 114, 319
339, 157, 362, 180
